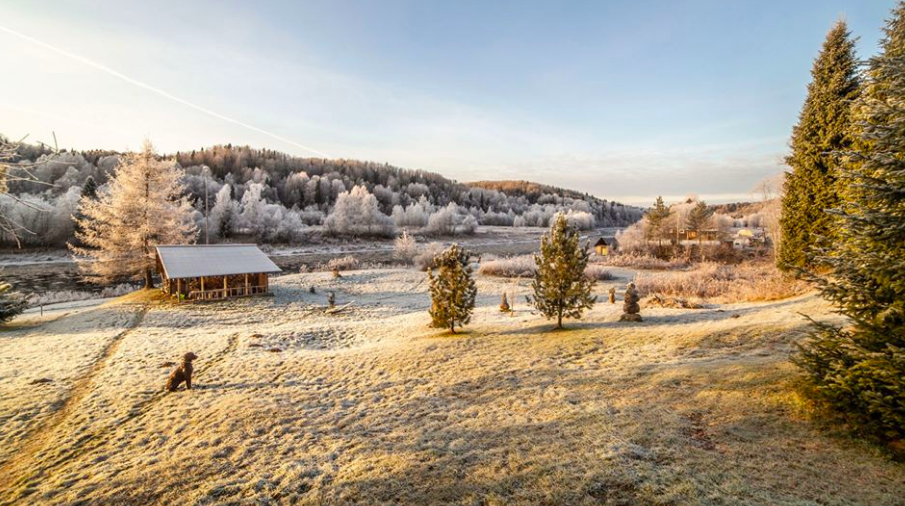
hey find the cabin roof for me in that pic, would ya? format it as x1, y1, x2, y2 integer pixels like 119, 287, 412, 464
156, 244, 282, 279
594, 237, 618, 246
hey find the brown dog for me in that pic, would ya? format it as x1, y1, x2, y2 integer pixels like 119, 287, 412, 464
165, 352, 198, 392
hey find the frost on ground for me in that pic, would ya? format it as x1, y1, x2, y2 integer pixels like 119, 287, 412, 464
1, 269, 903, 506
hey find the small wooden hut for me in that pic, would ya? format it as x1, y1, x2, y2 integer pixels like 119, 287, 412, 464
156, 244, 282, 301
594, 237, 618, 256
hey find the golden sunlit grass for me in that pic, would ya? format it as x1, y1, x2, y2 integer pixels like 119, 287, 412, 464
0, 269, 901, 506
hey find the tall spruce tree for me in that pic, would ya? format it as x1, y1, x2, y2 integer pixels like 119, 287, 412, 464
71, 140, 197, 288
795, 5, 905, 440
685, 201, 714, 260
427, 244, 477, 333
530, 213, 596, 329
779, 20, 861, 271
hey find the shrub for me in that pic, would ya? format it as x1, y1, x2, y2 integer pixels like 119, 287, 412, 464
478, 255, 536, 277
394, 229, 418, 264
633, 262, 808, 303
479, 255, 612, 281
414, 242, 446, 271
325, 255, 359, 272
597, 253, 689, 270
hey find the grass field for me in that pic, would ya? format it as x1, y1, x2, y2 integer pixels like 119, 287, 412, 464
1, 269, 903, 505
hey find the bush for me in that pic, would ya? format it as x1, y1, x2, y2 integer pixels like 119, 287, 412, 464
598, 253, 689, 270
479, 255, 613, 281
325, 255, 360, 272
584, 264, 614, 281
478, 255, 536, 277
394, 229, 418, 264
414, 242, 447, 271
0, 291, 27, 323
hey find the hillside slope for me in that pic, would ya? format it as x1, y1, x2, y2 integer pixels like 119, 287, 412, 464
1, 270, 902, 505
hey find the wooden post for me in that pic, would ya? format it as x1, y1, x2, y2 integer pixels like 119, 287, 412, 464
201, 276, 205, 298
223, 276, 228, 298
177, 279, 181, 300
245, 273, 249, 295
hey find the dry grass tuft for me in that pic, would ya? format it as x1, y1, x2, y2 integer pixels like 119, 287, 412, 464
634, 262, 810, 303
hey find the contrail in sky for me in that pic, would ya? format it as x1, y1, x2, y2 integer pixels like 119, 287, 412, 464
0, 25, 331, 158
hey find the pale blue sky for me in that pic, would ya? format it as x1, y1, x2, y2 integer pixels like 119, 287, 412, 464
0, 0, 895, 204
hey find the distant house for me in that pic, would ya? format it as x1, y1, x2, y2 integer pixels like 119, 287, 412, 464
665, 228, 725, 244
156, 244, 282, 301
594, 237, 618, 256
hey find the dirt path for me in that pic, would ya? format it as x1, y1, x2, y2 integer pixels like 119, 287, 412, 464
0, 305, 148, 503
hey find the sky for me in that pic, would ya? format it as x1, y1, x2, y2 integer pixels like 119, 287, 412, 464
0, 0, 897, 205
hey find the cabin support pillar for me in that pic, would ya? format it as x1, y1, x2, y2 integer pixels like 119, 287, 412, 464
201, 276, 205, 299
177, 279, 181, 301
223, 276, 228, 297
245, 273, 249, 295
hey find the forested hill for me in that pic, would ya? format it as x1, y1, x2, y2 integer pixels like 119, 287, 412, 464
4, 139, 643, 246
173, 145, 642, 226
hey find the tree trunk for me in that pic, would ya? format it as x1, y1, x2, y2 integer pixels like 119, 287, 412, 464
144, 268, 155, 289
557, 310, 563, 329
449, 323, 456, 334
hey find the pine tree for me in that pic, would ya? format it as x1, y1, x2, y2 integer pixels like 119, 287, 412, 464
644, 196, 671, 250
779, 20, 861, 272
795, 5, 905, 441
685, 201, 714, 260
81, 176, 98, 201
530, 213, 596, 329
427, 244, 477, 333
71, 140, 197, 288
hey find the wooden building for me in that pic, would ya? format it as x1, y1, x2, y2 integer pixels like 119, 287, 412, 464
594, 237, 619, 256
156, 244, 282, 301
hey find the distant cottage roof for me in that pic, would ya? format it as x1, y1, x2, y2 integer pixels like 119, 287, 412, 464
156, 244, 281, 279
594, 237, 618, 246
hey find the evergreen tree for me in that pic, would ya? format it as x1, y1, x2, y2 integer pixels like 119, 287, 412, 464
81, 176, 98, 201
644, 196, 671, 250
685, 200, 714, 259
427, 244, 477, 333
530, 213, 596, 329
779, 20, 861, 272
795, 5, 905, 440
71, 140, 197, 288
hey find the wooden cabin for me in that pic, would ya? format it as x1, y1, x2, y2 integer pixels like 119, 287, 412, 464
594, 237, 618, 256
156, 244, 282, 301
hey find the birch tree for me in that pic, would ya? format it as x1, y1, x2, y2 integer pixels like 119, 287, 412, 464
71, 140, 196, 287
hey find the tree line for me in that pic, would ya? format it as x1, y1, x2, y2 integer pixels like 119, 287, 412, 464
0, 139, 642, 247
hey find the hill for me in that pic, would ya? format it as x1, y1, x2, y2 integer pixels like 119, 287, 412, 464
3, 139, 642, 247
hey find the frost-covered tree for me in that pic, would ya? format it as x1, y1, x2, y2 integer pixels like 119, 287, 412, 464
324, 185, 395, 237
209, 184, 239, 239
71, 140, 196, 287
779, 20, 861, 272
795, 5, 905, 440
530, 213, 596, 329
424, 203, 478, 235
427, 244, 477, 333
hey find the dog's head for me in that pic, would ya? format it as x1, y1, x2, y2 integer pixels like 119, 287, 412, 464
183, 352, 198, 363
